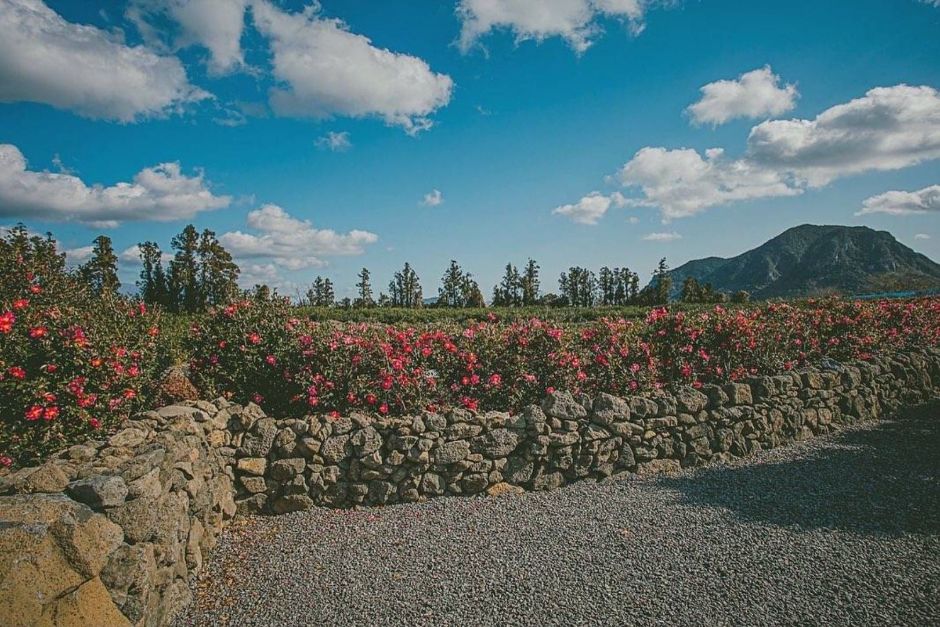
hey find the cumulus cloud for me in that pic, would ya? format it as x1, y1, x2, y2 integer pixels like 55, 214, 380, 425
127, 0, 249, 75
552, 191, 626, 225
617, 147, 799, 220
316, 131, 352, 152
421, 189, 444, 206
915, 233, 931, 240
64, 245, 94, 263
0, 0, 208, 122
0, 144, 231, 226
856, 184, 940, 215
642, 231, 682, 241
615, 84, 940, 220
747, 85, 940, 186
457, 0, 649, 54
687, 66, 798, 126
251, 1, 453, 134
118, 244, 173, 265
218, 204, 378, 270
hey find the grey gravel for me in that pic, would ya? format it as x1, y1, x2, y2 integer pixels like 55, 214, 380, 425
178, 404, 940, 627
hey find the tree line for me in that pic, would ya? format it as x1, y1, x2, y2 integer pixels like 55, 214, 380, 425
69, 225, 749, 311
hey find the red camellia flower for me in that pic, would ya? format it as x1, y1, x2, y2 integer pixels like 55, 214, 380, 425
0, 456, 11, 467
29, 284, 42, 294
28, 326, 47, 339
43, 406, 59, 421
8, 366, 26, 380
13, 299, 28, 309
24, 405, 43, 421
378, 403, 389, 415
1, 311, 16, 333
488, 373, 502, 386
88, 418, 101, 430
265, 355, 277, 366
248, 332, 262, 345
252, 393, 264, 404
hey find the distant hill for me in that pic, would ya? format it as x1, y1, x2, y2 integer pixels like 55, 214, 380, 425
664, 224, 940, 299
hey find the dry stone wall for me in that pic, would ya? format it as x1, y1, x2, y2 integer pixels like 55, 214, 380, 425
0, 403, 236, 627
1, 347, 938, 625
228, 348, 940, 511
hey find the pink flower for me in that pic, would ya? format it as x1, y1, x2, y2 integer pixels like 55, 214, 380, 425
43, 406, 59, 421
12, 299, 28, 310
8, 366, 25, 380
488, 373, 502, 386
252, 393, 264, 404
28, 326, 47, 339
248, 332, 261, 345
0, 311, 14, 333
88, 418, 101, 430
25, 405, 43, 421
265, 355, 277, 366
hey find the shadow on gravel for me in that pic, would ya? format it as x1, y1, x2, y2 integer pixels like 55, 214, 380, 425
657, 402, 940, 536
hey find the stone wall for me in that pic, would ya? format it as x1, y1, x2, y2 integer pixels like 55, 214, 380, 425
1, 347, 938, 625
227, 348, 940, 512
0, 403, 236, 627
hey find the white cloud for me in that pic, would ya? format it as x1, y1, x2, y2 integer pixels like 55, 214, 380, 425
552, 191, 626, 224
251, 1, 453, 134
915, 233, 931, 240
457, 0, 648, 54
747, 84, 940, 186
421, 189, 444, 206
617, 147, 799, 220
316, 131, 352, 152
64, 245, 94, 263
616, 84, 940, 220
642, 231, 682, 241
118, 244, 173, 265
128, 0, 249, 75
687, 66, 798, 126
0, 144, 231, 225
218, 204, 378, 270
0, 0, 208, 122
856, 184, 940, 215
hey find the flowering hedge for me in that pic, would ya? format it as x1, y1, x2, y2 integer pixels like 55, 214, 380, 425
189, 296, 940, 419
0, 229, 162, 467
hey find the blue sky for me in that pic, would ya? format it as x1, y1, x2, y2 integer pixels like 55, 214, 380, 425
1, 0, 938, 300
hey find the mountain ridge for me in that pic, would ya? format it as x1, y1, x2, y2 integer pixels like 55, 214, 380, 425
664, 224, 940, 299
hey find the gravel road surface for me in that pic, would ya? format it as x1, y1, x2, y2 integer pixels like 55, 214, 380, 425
178, 404, 940, 626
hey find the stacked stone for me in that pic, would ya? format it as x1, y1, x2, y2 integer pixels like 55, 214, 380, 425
227, 348, 940, 512
0, 401, 236, 627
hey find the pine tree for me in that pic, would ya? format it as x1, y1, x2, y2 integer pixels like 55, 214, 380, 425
169, 225, 201, 313
355, 268, 374, 307
78, 235, 120, 296
438, 260, 466, 307
137, 241, 169, 306
197, 229, 239, 307
307, 276, 335, 307
681, 276, 703, 303
390, 263, 422, 307
520, 259, 540, 305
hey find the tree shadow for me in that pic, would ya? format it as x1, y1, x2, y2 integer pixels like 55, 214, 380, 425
656, 402, 940, 537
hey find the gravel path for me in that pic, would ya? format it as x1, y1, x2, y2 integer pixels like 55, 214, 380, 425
178, 404, 940, 626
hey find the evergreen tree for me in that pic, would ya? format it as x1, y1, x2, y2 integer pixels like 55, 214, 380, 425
137, 242, 169, 306
197, 229, 239, 307
493, 263, 522, 306
355, 267, 374, 307
598, 266, 615, 306
78, 235, 120, 296
681, 276, 703, 303
168, 225, 201, 313
438, 260, 466, 307
559, 267, 597, 306
306, 276, 335, 307
647, 257, 672, 305
390, 263, 422, 307
520, 259, 540, 305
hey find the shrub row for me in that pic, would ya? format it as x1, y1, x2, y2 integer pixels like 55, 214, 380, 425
0, 231, 162, 466
189, 297, 940, 419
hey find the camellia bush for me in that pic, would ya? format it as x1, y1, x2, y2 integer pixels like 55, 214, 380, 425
0, 227, 162, 467
189, 295, 940, 420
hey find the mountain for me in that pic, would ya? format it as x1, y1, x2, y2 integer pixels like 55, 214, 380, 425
664, 224, 940, 299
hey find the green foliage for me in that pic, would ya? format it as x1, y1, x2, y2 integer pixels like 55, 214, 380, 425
77, 235, 120, 296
